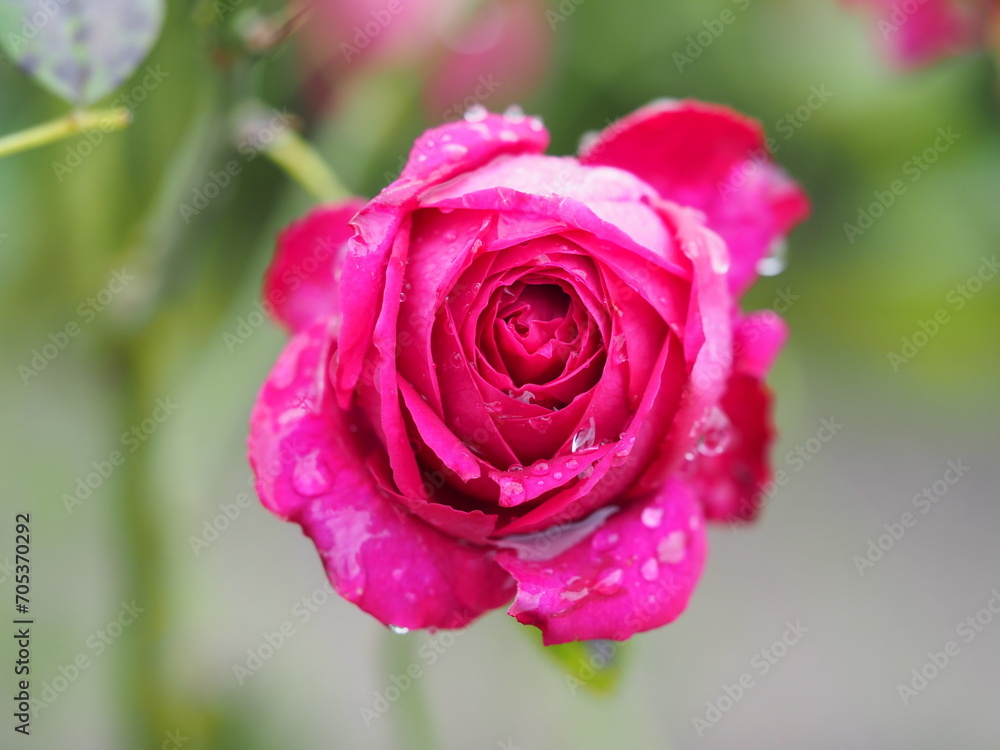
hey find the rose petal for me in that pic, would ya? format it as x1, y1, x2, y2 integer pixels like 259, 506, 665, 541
264, 199, 366, 333
248, 321, 513, 629
496, 478, 706, 644
578, 99, 810, 295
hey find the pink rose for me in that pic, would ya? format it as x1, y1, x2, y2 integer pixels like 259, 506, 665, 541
844, 0, 995, 67
249, 101, 809, 644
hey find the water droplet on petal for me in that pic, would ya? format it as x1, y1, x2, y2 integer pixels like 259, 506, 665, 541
611, 436, 635, 467
565, 458, 579, 470
593, 567, 624, 596
503, 104, 526, 122
398, 291, 406, 302
532, 462, 550, 476
442, 143, 468, 161
640, 558, 660, 581
553, 471, 564, 480
571, 417, 597, 453
591, 529, 619, 551
508, 463, 523, 472
388, 624, 410, 635
499, 129, 518, 143
697, 406, 732, 457
292, 451, 331, 497
464, 104, 488, 122
451, 352, 464, 368
657, 530, 687, 564
757, 238, 788, 277
641, 506, 664, 528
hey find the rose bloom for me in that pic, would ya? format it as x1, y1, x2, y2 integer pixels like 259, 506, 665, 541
249, 101, 809, 644
844, 0, 997, 67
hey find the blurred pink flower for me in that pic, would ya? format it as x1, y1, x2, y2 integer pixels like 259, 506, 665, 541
844, 0, 996, 67
297, 0, 551, 120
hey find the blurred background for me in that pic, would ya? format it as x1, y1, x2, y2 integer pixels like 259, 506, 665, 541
1, 0, 999, 748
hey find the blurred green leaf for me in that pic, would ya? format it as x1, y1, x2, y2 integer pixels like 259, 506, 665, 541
530, 630, 627, 695
0, 0, 165, 105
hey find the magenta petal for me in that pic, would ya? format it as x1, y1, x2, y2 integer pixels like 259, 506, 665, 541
264, 199, 366, 333
579, 99, 810, 295
496, 478, 706, 644
248, 322, 514, 629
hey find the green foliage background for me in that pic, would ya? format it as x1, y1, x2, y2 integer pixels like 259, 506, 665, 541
1, 0, 998, 747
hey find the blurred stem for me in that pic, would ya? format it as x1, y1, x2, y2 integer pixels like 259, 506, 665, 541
0, 108, 130, 159
114, 338, 171, 748
382, 632, 439, 750
264, 128, 350, 202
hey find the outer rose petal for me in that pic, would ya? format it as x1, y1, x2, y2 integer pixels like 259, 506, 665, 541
496, 478, 706, 645
264, 199, 366, 333
248, 320, 514, 629
579, 99, 810, 296
693, 312, 787, 522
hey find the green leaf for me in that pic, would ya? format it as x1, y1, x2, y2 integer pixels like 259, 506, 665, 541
530, 630, 627, 695
0, 0, 165, 106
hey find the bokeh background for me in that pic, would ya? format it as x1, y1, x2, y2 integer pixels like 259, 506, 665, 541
1, 0, 999, 748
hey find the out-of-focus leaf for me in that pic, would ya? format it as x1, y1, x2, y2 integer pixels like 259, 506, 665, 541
528, 629, 627, 695
0, 0, 165, 105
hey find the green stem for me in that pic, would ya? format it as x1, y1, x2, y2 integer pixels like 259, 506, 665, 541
0, 108, 131, 159
382, 632, 439, 750
264, 127, 351, 202
114, 339, 170, 749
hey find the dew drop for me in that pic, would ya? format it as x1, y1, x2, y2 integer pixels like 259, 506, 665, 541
451, 351, 464, 368
593, 567, 624, 596
757, 238, 787, 277
388, 624, 410, 635
398, 291, 406, 302
531, 461, 550, 476
571, 417, 597, 453
499, 129, 518, 143
442, 143, 468, 161
553, 471, 564, 481
640, 558, 660, 581
503, 104, 526, 122
697, 406, 732, 457
463, 104, 488, 122
292, 451, 331, 497
641, 506, 664, 529
565, 458, 579, 470
591, 529, 619, 551
657, 530, 687, 564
